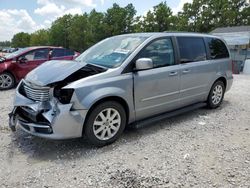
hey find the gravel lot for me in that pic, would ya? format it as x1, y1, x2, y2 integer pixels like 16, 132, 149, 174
0, 75, 249, 188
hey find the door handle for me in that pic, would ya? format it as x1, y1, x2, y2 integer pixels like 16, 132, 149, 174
182, 69, 190, 74
169, 71, 178, 76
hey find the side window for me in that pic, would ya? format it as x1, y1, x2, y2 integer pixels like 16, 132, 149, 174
65, 49, 74, 56
177, 37, 207, 63
51, 49, 65, 58
22, 48, 49, 61
206, 38, 229, 59
138, 38, 175, 68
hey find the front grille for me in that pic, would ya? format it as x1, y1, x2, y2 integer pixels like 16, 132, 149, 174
21, 81, 50, 102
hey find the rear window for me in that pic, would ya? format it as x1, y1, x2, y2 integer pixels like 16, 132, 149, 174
177, 37, 207, 63
206, 38, 229, 59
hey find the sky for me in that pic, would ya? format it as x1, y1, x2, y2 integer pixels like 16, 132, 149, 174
0, 0, 192, 41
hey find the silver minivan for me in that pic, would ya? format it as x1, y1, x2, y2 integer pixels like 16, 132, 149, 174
9, 32, 233, 146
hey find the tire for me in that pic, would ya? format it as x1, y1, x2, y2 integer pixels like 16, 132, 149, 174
84, 101, 126, 147
207, 80, 225, 109
0, 72, 15, 90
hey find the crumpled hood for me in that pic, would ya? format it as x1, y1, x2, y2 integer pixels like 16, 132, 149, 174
25, 60, 87, 86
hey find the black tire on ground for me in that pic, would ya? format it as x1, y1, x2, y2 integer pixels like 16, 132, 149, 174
84, 101, 126, 147
207, 80, 225, 109
0, 72, 15, 90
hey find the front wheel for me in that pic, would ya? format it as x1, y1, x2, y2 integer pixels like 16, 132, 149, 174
207, 80, 225, 109
0, 72, 15, 90
84, 101, 126, 147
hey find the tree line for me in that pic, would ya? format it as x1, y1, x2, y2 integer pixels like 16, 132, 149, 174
7, 0, 250, 52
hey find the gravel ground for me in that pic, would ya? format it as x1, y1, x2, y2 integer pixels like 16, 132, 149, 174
0, 75, 249, 188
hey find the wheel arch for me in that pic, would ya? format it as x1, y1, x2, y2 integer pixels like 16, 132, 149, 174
214, 76, 227, 89
1, 70, 16, 83
207, 76, 227, 101
83, 96, 130, 134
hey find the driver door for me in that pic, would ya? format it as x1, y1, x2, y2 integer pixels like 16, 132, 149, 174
133, 37, 181, 120
15, 48, 49, 80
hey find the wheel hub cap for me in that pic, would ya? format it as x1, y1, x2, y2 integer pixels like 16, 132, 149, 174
212, 85, 223, 105
0, 74, 12, 88
93, 108, 121, 141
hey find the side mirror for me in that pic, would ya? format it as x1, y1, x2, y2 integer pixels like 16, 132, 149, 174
18, 57, 27, 64
135, 58, 153, 71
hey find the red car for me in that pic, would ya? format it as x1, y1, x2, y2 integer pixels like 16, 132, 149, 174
0, 46, 80, 89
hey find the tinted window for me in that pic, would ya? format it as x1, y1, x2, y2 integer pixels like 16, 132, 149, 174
51, 49, 65, 58
177, 37, 207, 63
50, 49, 75, 57
138, 38, 175, 68
65, 49, 75, 56
207, 38, 229, 59
22, 48, 49, 61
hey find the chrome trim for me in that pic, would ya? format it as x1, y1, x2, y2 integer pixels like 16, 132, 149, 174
180, 84, 207, 93
141, 91, 179, 102
22, 80, 50, 102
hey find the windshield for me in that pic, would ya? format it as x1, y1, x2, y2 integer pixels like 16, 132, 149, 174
75, 35, 148, 68
4, 48, 28, 59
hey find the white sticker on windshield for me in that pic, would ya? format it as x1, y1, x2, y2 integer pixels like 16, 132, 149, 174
114, 49, 130, 54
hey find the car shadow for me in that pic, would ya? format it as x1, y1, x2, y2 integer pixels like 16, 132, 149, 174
7, 100, 231, 163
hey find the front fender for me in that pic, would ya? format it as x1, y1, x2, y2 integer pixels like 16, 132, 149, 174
80, 87, 127, 109
72, 86, 135, 123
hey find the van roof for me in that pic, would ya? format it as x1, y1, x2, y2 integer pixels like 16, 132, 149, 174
118, 32, 220, 39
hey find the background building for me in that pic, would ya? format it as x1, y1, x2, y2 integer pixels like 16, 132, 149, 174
211, 26, 250, 73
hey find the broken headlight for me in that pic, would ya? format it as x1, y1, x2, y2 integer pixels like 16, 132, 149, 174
54, 88, 74, 104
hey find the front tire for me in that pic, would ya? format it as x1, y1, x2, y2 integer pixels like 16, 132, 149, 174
0, 72, 15, 90
84, 101, 126, 147
207, 80, 225, 109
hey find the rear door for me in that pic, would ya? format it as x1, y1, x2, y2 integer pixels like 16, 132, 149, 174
176, 36, 211, 106
133, 37, 181, 120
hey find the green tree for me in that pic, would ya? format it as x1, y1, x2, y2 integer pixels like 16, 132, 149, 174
30, 29, 49, 46
88, 9, 106, 45
241, 5, 250, 25
141, 1, 175, 32
49, 14, 73, 48
0, 41, 11, 47
176, 0, 249, 33
104, 3, 136, 36
68, 14, 89, 51
227, 0, 249, 26
8, 1, 250, 51
11, 32, 30, 48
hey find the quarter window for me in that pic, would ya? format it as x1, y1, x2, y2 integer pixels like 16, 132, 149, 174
50, 49, 75, 58
138, 38, 175, 68
206, 38, 229, 59
177, 37, 207, 63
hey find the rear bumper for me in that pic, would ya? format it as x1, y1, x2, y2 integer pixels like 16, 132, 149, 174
9, 83, 88, 140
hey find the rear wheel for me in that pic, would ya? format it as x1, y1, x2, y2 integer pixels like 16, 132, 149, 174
84, 101, 126, 147
0, 72, 15, 90
207, 80, 225, 108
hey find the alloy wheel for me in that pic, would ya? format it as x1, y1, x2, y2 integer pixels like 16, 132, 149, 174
211, 85, 223, 105
0, 73, 13, 89
93, 108, 121, 141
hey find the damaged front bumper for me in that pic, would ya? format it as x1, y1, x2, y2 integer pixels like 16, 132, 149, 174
9, 81, 88, 139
